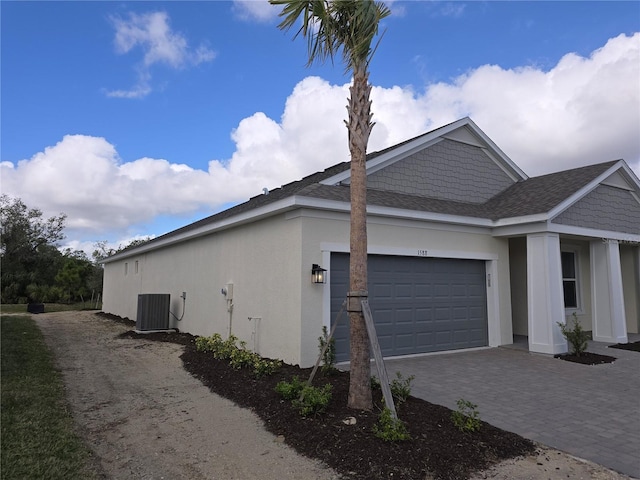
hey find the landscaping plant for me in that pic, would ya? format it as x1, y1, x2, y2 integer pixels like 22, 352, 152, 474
276, 377, 333, 417
389, 371, 415, 405
293, 384, 333, 417
373, 407, 410, 441
558, 313, 589, 356
195, 333, 281, 378
371, 371, 415, 406
451, 398, 482, 433
318, 325, 336, 374
275, 376, 305, 400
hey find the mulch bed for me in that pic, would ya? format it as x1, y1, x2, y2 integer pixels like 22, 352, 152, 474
608, 341, 640, 352
114, 325, 536, 480
554, 352, 616, 365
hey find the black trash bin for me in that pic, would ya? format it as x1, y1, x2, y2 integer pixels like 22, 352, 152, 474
27, 303, 45, 314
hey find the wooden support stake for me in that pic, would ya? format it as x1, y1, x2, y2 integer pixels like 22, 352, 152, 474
361, 299, 397, 420
302, 301, 346, 402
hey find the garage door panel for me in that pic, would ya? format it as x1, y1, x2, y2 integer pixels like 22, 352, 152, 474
373, 283, 394, 298
395, 284, 413, 298
434, 284, 450, 297
435, 331, 452, 346
331, 253, 487, 362
414, 284, 433, 298
374, 308, 395, 325
395, 309, 414, 324
395, 333, 415, 348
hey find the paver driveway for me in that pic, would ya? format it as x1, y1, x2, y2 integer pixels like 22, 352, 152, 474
385, 338, 640, 478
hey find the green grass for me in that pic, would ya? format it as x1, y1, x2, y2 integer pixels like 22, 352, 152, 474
0, 303, 101, 314
1, 315, 96, 480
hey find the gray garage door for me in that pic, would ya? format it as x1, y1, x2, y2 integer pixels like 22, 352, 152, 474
331, 253, 487, 362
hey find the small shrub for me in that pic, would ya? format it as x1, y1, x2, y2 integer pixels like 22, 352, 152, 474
195, 333, 223, 353
197, 333, 281, 377
373, 407, 410, 441
370, 372, 414, 406
217, 335, 240, 359
390, 372, 414, 405
292, 384, 333, 417
229, 347, 257, 370
318, 326, 337, 374
253, 358, 282, 378
451, 398, 481, 433
275, 376, 306, 400
558, 313, 589, 356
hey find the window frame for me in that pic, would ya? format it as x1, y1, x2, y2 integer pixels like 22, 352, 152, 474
560, 246, 582, 313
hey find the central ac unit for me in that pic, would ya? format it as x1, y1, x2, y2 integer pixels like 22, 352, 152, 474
136, 294, 170, 331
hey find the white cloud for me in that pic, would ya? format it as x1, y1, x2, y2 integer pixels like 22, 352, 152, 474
233, 0, 279, 22
437, 3, 466, 18
107, 11, 216, 98
2, 33, 638, 248
425, 32, 640, 176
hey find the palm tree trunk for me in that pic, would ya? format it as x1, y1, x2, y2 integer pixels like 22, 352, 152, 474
347, 66, 373, 410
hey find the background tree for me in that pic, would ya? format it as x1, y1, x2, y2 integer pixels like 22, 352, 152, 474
1, 195, 66, 303
55, 250, 94, 303
0, 195, 110, 305
271, 0, 390, 410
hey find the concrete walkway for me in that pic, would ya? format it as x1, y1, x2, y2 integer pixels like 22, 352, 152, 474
384, 337, 640, 479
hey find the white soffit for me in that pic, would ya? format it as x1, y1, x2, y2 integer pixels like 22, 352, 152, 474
602, 170, 635, 191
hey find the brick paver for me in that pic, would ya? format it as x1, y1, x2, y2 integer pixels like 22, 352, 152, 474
384, 337, 640, 478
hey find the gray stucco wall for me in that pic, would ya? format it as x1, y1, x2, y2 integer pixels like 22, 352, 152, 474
551, 185, 640, 235
366, 139, 515, 203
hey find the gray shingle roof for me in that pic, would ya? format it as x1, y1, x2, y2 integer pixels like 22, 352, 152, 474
140, 148, 619, 249
483, 160, 618, 219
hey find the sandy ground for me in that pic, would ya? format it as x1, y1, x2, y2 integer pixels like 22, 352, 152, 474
33, 311, 632, 480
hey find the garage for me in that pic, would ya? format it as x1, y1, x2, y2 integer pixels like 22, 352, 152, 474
330, 253, 488, 362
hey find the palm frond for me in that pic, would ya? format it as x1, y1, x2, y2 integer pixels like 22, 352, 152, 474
270, 0, 391, 73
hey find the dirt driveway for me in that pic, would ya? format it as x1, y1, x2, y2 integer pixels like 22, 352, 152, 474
35, 311, 631, 480
35, 311, 338, 480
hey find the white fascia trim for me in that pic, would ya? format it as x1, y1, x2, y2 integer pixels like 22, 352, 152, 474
292, 196, 493, 228
547, 160, 631, 219
366, 204, 492, 227
491, 221, 551, 237
320, 242, 499, 261
103, 195, 493, 263
366, 215, 491, 235
320, 118, 476, 186
548, 223, 640, 243
492, 213, 549, 227
362, 138, 444, 178
459, 118, 528, 180
481, 148, 522, 182
103, 196, 300, 263
619, 160, 640, 190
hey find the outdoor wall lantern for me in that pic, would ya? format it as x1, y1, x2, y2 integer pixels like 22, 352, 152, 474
311, 264, 327, 284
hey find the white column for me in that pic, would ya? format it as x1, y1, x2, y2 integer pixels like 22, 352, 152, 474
526, 233, 567, 354
591, 239, 628, 343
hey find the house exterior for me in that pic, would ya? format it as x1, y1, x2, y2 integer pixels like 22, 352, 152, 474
102, 117, 640, 367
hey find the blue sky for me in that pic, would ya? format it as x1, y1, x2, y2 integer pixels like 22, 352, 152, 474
2, 1, 639, 254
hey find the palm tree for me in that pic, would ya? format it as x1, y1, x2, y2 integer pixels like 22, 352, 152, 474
271, 0, 390, 410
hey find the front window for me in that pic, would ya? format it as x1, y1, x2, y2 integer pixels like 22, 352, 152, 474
561, 251, 578, 309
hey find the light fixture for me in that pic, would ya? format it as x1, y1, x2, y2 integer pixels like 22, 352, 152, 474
311, 264, 327, 284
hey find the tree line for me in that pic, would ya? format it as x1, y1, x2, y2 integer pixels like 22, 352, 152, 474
0, 195, 145, 305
